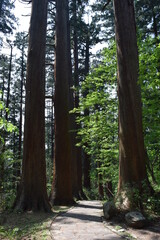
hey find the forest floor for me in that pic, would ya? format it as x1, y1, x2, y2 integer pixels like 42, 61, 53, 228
0, 200, 160, 239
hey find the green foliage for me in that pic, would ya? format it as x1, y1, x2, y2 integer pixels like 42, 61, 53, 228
0, 0, 16, 34
0, 96, 19, 211
74, 36, 160, 208
139, 37, 160, 187
135, 0, 160, 39
0, 96, 17, 149
74, 41, 119, 197
0, 95, 18, 136
83, 186, 99, 200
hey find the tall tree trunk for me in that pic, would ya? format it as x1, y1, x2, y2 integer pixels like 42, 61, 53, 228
114, 0, 149, 210
51, 86, 54, 169
0, 68, 5, 117
1, 70, 5, 101
50, 0, 74, 205
0, 142, 4, 194
0, 0, 4, 17
67, 0, 79, 199
0, 71, 4, 193
71, 0, 84, 199
14, 0, 51, 212
6, 44, 12, 121
83, 31, 91, 189
16, 45, 25, 181
150, 2, 158, 41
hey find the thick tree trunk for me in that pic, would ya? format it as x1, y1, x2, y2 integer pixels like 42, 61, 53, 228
50, 0, 74, 205
114, 0, 149, 210
14, 0, 51, 212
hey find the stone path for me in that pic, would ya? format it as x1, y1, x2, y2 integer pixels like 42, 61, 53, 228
50, 200, 122, 240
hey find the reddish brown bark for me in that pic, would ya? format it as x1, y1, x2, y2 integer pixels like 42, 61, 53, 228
72, 0, 85, 199
114, 0, 148, 209
68, 0, 79, 199
14, 0, 51, 212
83, 32, 91, 190
105, 181, 113, 199
50, 0, 74, 205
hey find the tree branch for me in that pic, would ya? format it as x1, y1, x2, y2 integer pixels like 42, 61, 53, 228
18, 0, 32, 4
102, 0, 112, 11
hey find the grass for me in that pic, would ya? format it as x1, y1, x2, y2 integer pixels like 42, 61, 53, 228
0, 206, 70, 240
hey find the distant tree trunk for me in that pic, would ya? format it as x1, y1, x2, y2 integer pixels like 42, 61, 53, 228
0, 69, 5, 188
12, 94, 17, 171
83, 32, 91, 189
71, 0, 85, 199
97, 162, 104, 199
105, 181, 113, 199
0, 69, 4, 191
145, 150, 157, 185
14, 0, 51, 212
15, 44, 25, 181
0, 147, 4, 194
0, 0, 4, 17
150, 2, 158, 40
50, 0, 73, 205
83, 149, 91, 188
18, 45, 24, 163
6, 44, 13, 121
71, 0, 79, 199
114, 0, 149, 210
1, 69, 5, 102
51, 86, 54, 164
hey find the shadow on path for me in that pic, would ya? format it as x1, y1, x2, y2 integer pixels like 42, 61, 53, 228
55, 211, 102, 223
50, 200, 123, 240
76, 203, 102, 210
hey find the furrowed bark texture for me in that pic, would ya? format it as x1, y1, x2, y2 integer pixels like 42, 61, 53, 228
50, 0, 73, 205
114, 0, 148, 209
14, 0, 51, 212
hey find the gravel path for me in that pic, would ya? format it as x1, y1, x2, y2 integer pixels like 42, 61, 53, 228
50, 200, 122, 240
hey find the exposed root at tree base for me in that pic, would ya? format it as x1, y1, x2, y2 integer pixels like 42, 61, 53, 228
13, 196, 51, 213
